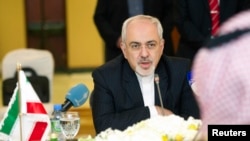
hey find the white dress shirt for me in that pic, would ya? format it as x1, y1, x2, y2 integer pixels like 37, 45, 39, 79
136, 73, 158, 117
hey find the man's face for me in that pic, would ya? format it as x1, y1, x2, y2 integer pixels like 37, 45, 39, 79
121, 19, 164, 76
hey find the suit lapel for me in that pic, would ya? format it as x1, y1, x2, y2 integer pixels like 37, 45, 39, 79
123, 62, 145, 106
203, 0, 211, 12
154, 60, 169, 107
219, 0, 226, 15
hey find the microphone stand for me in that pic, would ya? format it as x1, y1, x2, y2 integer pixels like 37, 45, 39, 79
154, 74, 164, 115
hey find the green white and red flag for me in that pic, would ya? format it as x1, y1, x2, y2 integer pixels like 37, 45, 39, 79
0, 69, 51, 141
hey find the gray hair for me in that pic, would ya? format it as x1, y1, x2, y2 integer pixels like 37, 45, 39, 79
121, 15, 163, 42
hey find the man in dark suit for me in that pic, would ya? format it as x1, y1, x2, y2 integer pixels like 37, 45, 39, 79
91, 15, 200, 134
93, 0, 175, 62
175, 0, 250, 63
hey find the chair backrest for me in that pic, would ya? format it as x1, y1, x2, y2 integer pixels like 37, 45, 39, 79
1, 48, 54, 105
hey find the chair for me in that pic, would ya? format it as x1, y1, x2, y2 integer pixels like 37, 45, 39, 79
1, 48, 54, 105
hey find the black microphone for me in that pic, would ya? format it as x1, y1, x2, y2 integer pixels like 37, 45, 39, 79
61, 83, 89, 112
154, 74, 164, 109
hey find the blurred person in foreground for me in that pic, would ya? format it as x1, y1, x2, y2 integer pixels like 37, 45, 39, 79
91, 15, 200, 134
93, 0, 175, 62
192, 10, 250, 140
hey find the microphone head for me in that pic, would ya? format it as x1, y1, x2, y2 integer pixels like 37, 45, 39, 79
154, 73, 160, 84
65, 83, 89, 107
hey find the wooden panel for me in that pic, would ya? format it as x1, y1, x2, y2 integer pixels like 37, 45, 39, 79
25, 0, 67, 70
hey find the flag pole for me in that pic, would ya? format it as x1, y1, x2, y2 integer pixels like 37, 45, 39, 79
17, 63, 23, 141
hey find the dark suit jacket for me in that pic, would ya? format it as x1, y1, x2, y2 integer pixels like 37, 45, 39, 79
93, 0, 175, 62
91, 55, 200, 134
175, 0, 250, 61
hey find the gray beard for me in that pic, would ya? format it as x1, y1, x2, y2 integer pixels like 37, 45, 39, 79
135, 65, 155, 77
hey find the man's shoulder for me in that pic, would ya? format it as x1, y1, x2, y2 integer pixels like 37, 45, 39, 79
93, 55, 127, 76
158, 55, 191, 75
